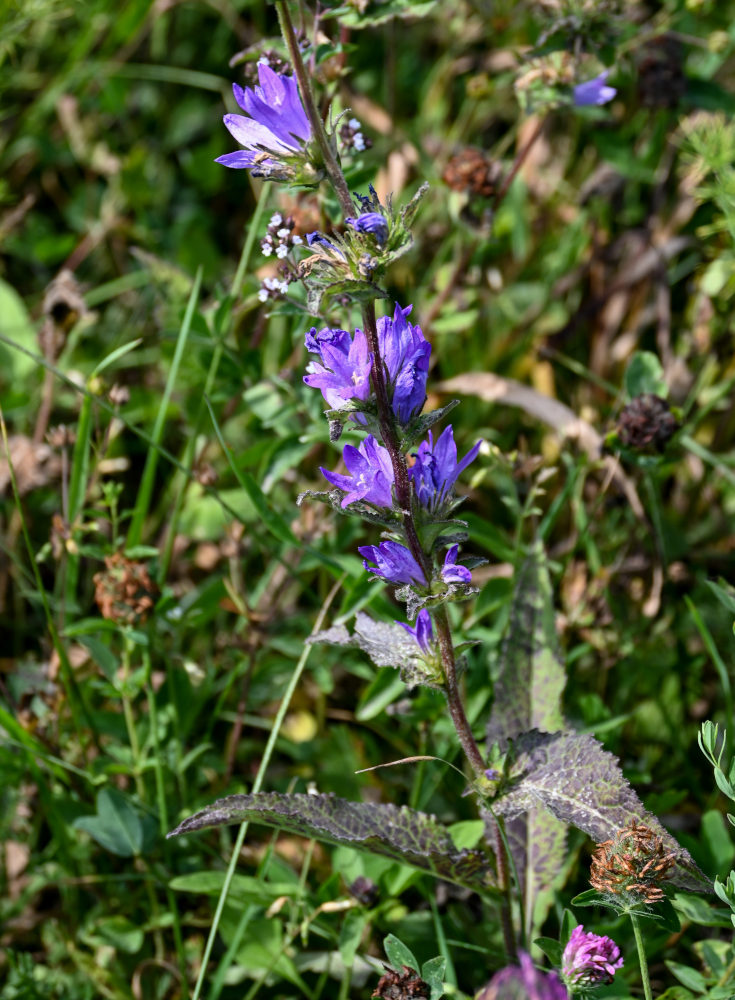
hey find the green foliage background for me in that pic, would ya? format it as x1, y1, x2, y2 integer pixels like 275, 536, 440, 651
3, 0, 735, 997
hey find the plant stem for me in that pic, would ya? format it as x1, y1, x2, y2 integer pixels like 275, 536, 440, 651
630, 911, 653, 1000
360, 300, 485, 780
275, 0, 353, 217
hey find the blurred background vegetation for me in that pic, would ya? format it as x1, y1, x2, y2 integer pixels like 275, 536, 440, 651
4, 0, 735, 996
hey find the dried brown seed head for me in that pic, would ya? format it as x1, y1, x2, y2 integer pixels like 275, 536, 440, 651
93, 553, 158, 626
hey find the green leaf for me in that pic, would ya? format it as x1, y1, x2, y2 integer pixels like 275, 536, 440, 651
492, 731, 709, 892
560, 908, 578, 946
421, 956, 446, 1000
0, 277, 38, 381
487, 540, 566, 745
570, 888, 608, 907
657, 895, 682, 934
487, 541, 567, 941
95, 915, 145, 954
73, 788, 148, 857
169, 871, 299, 902
534, 937, 562, 966
384, 933, 419, 973
168, 792, 498, 891
706, 579, 735, 618
448, 820, 485, 851
664, 961, 710, 994
339, 910, 369, 967
672, 893, 732, 928
624, 351, 668, 400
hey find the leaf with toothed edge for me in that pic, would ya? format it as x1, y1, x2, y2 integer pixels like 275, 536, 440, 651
168, 792, 498, 892
490, 730, 710, 893
485, 542, 569, 942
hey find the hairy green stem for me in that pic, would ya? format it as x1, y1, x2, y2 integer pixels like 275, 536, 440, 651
630, 911, 653, 1000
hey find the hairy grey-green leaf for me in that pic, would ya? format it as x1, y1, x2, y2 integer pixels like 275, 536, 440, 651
486, 543, 569, 938
492, 730, 709, 892
168, 792, 497, 891
487, 541, 565, 748
497, 808, 568, 945
308, 612, 440, 689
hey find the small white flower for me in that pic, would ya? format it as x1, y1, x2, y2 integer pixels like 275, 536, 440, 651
261, 244, 273, 257
348, 118, 361, 130
276, 244, 289, 259
353, 133, 366, 152
291, 234, 303, 245
258, 56, 270, 66
277, 227, 291, 239
278, 280, 289, 294
269, 212, 283, 226
258, 288, 269, 302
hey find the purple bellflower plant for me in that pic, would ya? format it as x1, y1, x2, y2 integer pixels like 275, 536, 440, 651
409, 426, 481, 512
320, 435, 394, 508
573, 71, 617, 107
358, 540, 427, 586
398, 607, 434, 654
216, 64, 320, 182
477, 953, 568, 1000
562, 926, 623, 988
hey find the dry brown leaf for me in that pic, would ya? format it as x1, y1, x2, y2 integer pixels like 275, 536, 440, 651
437, 371, 645, 519
0, 435, 61, 496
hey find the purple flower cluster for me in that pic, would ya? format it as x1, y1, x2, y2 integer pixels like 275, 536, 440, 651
562, 926, 623, 988
478, 953, 568, 1000
216, 65, 311, 175
320, 424, 480, 515
409, 426, 481, 511
303, 303, 430, 426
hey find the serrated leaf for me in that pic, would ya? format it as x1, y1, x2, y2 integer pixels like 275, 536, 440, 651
492, 730, 709, 891
487, 542, 567, 940
503, 808, 568, 943
487, 541, 566, 745
309, 611, 439, 689
168, 792, 498, 891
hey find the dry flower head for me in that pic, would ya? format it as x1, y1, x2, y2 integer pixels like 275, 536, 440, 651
590, 820, 676, 904
93, 553, 158, 626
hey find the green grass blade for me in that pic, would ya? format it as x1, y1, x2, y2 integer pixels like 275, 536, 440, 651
127, 267, 202, 547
